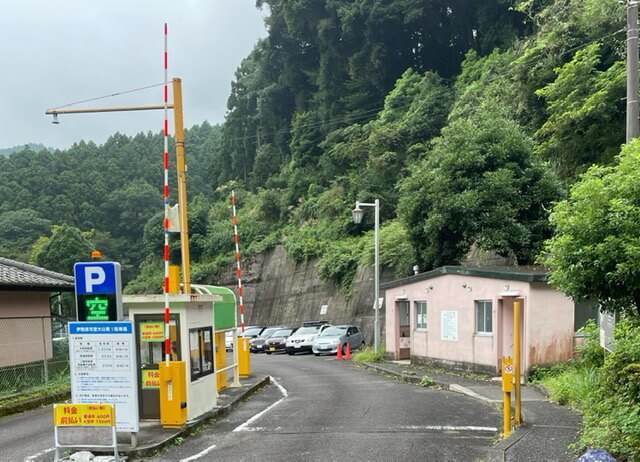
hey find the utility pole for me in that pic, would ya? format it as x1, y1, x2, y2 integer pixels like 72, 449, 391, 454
172, 78, 191, 294
627, 0, 639, 142
45, 78, 192, 293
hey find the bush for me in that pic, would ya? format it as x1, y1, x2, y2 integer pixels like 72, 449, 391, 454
576, 319, 604, 369
353, 347, 386, 363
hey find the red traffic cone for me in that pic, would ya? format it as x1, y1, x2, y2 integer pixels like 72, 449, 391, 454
336, 343, 343, 360
345, 342, 352, 361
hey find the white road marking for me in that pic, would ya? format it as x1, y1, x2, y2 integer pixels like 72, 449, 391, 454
25, 447, 55, 461
233, 376, 288, 432
179, 444, 217, 462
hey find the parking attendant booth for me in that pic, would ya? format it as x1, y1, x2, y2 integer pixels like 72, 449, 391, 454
124, 294, 218, 422
192, 285, 238, 391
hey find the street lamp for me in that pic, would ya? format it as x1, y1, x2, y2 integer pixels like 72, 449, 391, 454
352, 200, 381, 353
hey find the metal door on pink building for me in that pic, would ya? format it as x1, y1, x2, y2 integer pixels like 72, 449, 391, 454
396, 301, 411, 360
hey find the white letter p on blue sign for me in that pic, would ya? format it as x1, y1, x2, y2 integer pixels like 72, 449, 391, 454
85, 267, 106, 293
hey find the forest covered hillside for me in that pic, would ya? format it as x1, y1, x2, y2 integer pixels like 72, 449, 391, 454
0, 0, 626, 293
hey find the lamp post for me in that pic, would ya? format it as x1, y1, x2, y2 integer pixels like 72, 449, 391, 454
352, 199, 380, 353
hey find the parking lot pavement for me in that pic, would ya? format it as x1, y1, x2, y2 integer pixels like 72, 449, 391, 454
148, 353, 501, 462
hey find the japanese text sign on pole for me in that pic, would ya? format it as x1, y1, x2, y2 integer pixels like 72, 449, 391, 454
74, 261, 123, 321
68, 321, 139, 433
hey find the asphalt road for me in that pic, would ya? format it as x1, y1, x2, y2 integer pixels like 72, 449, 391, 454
0, 404, 55, 462
147, 354, 501, 462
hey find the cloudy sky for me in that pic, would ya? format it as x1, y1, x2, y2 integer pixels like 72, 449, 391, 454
0, 1, 267, 150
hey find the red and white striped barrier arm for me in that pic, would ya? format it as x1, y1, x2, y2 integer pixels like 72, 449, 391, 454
231, 190, 245, 333
162, 22, 172, 364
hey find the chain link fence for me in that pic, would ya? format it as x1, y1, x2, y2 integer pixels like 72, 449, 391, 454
0, 316, 71, 396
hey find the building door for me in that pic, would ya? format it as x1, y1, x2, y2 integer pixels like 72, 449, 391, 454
397, 301, 411, 360
135, 314, 181, 420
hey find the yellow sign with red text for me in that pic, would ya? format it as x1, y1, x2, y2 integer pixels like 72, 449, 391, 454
142, 369, 161, 389
140, 322, 165, 342
54, 403, 114, 427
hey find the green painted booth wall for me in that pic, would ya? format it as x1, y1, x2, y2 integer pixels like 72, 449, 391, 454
194, 285, 237, 331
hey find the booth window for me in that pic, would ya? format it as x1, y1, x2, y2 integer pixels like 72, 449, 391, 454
415, 301, 427, 330
189, 327, 214, 381
475, 300, 493, 334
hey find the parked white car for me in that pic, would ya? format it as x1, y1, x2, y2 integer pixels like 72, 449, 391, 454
285, 324, 331, 355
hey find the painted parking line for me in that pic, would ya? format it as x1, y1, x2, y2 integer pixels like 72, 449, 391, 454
179, 444, 217, 462
233, 376, 288, 432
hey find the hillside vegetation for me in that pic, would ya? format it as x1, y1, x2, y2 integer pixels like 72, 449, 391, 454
0, 0, 625, 293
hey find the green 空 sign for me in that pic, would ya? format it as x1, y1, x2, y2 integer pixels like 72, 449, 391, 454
76, 293, 119, 321
84, 296, 110, 321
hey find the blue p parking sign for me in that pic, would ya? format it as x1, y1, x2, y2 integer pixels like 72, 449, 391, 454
73, 262, 123, 321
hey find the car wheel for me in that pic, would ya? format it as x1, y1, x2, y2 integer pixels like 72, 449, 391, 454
314, 353, 320, 356
266, 351, 272, 355
287, 351, 294, 355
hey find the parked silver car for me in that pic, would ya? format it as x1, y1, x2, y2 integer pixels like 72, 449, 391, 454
312, 325, 364, 356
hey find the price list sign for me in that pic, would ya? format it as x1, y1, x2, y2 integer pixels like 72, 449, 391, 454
69, 321, 139, 432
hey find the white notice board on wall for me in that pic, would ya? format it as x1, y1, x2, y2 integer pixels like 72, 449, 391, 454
441, 311, 458, 341
69, 321, 139, 432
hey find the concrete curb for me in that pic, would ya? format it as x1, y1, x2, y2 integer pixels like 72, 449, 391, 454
0, 389, 70, 418
358, 361, 450, 389
127, 375, 271, 460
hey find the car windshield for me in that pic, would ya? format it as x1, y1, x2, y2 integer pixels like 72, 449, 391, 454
321, 327, 347, 337
260, 328, 281, 338
295, 326, 319, 335
272, 329, 292, 337
243, 327, 263, 336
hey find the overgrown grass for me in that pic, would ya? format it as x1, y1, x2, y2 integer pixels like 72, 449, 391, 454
539, 366, 599, 408
353, 347, 386, 363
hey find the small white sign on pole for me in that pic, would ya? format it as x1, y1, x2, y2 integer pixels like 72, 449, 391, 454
69, 321, 139, 433
441, 311, 458, 341
599, 311, 616, 352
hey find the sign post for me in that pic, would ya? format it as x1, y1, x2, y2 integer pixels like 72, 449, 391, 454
74, 261, 123, 321
54, 403, 118, 462
68, 321, 139, 437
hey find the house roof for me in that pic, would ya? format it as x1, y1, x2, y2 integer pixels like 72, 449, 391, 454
381, 265, 548, 291
0, 257, 75, 291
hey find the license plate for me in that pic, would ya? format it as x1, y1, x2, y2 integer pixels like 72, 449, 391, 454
270, 347, 275, 351
294, 345, 301, 349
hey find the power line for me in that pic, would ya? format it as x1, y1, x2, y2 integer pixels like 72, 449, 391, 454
52, 82, 165, 109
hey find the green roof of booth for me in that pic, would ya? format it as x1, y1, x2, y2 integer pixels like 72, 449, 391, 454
192, 285, 237, 331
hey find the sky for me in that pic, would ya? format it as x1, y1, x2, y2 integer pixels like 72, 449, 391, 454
0, 1, 268, 150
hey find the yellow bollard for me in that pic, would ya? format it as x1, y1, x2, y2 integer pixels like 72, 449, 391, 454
159, 361, 187, 428
215, 332, 228, 391
513, 299, 523, 426
238, 337, 251, 378
502, 356, 514, 438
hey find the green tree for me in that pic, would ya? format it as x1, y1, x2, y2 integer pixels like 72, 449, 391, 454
535, 44, 625, 180
32, 224, 94, 274
542, 140, 640, 316
0, 209, 51, 260
399, 101, 561, 269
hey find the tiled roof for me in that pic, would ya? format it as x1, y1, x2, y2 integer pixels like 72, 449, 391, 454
381, 265, 548, 290
0, 257, 74, 291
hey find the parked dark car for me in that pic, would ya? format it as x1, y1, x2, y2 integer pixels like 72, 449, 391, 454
265, 328, 297, 354
250, 326, 286, 353
239, 326, 266, 339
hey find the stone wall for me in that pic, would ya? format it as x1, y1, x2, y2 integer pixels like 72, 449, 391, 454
216, 245, 394, 345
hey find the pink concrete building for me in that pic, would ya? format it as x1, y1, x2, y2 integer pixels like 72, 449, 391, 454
382, 266, 575, 375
